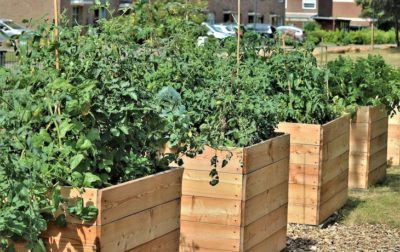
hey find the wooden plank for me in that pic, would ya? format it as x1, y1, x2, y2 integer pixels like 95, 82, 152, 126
181, 196, 241, 226
289, 144, 321, 166
246, 227, 287, 252
243, 182, 288, 226
348, 171, 368, 189
243, 134, 290, 174
288, 184, 318, 206
321, 151, 349, 184
182, 146, 244, 174
243, 204, 288, 251
370, 133, 388, 155
322, 115, 350, 143
318, 187, 348, 224
349, 152, 368, 173
100, 199, 180, 251
180, 221, 241, 251
320, 170, 348, 205
127, 229, 179, 252
389, 113, 400, 125
99, 167, 183, 225
276, 122, 321, 145
45, 240, 97, 252
288, 163, 319, 186
367, 164, 387, 187
322, 132, 349, 161
371, 117, 389, 139
350, 135, 369, 154
244, 157, 289, 200
288, 203, 318, 225
369, 106, 387, 123
350, 122, 369, 141
369, 148, 387, 172
353, 106, 371, 123
182, 169, 243, 200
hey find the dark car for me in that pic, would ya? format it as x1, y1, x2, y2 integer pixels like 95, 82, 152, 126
244, 23, 276, 38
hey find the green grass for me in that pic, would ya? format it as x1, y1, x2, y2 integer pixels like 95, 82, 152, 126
321, 47, 400, 68
340, 166, 400, 228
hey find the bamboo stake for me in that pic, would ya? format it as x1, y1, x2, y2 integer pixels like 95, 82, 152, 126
53, 0, 60, 70
236, 0, 241, 73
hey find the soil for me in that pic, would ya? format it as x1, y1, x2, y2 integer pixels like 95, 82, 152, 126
286, 223, 400, 252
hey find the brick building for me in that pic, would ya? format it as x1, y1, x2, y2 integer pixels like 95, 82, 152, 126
285, 0, 369, 28
0, 0, 132, 26
208, 0, 285, 26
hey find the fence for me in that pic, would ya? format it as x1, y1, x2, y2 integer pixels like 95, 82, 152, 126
0, 50, 18, 68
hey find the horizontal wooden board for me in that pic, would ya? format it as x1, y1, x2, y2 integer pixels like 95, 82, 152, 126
182, 146, 244, 174
244, 157, 289, 200
180, 221, 241, 251
41, 222, 98, 247
243, 134, 289, 174
389, 113, 400, 125
288, 183, 318, 206
289, 144, 321, 166
99, 167, 183, 225
288, 203, 318, 225
245, 227, 287, 252
45, 240, 97, 252
371, 117, 388, 139
370, 133, 388, 155
100, 199, 180, 251
369, 148, 387, 172
350, 122, 369, 141
288, 163, 319, 186
322, 115, 350, 143
350, 136, 369, 154
276, 122, 321, 145
320, 170, 348, 205
369, 106, 387, 123
367, 164, 387, 187
182, 169, 243, 200
321, 151, 349, 184
319, 187, 348, 224
349, 152, 368, 173
388, 124, 400, 138
181, 196, 241, 226
243, 182, 288, 226
127, 229, 179, 252
353, 106, 371, 123
243, 204, 288, 251
322, 132, 349, 161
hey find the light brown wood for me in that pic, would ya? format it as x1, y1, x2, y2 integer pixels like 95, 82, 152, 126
279, 115, 350, 225
245, 227, 287, 252
388, 112, 400, 166
180, 135, 290, 251
349, 106, 388, 189
127, 230, 179, 252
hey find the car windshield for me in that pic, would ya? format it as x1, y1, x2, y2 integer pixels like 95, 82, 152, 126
3, 21, 23, 29
212, 25, 224, 33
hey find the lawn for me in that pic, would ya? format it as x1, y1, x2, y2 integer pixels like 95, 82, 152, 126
320, 47, 400, 68
340, 166, 400, 228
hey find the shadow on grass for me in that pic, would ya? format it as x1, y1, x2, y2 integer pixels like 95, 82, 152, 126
338, 196, 366, 221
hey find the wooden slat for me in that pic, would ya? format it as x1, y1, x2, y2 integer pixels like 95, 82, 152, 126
182, 169, 243, 200
288, 184, 318, 206
41, 222, 98, 247
322, 115, 350, 143
127, 229, 179, 252
322, 132, 349, 161
100, 199, 180, 251
243, 134, 290, 174
181, 196, 241, 226
321, 151, 349, 184
276, 122, 321, 145
245, 227, 287, 252
179, 245, 232, 252
243, 157, 289, 200
289, 144, 321, 166
348, 171, 368, 189
350, 122, 369, 141
389, 113, 400, 125
99, 167, 183, 225
318, 187, 348, 224
242, 204, 288, 251
288, 163, 319, 186
182, 146, 244, 174
288, 203, 318, 225
370, 133, 388, 155
45, 240, 97, 252
180, 221, 241, 251
368, 106, 387, 122
371, 117, 388, 139
367, 164, 387, 187
353, 106, 371, 123
350, 135, 369, 154
388, 123, 400, 166
320, 170, 348, 205
243, 182, 288, 226
349, 152, 368, 173
369, 148, 387, 172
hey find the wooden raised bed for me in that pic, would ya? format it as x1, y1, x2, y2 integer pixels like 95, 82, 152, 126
179, 134, 290, 252
388, 111, 400, 166
349, 106, 388, 189
14, 168, 183, 252
276, 115, 350, 225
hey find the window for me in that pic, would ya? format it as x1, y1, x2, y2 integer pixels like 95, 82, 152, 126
72, 6, 82, 25
223, 11, 237, 23
302, 0, 316, 9
248, 13, 263, 24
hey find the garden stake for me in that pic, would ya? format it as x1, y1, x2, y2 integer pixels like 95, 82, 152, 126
53, 0, 60, 71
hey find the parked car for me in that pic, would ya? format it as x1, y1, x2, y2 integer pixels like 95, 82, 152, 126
0, 19, 30, 38
245, 23, 276, 38
276, 26, 305, 42
213, 24, 236, 36
201, 22, 234, 39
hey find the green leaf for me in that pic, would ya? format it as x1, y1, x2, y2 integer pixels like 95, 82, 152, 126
83, 173, 101, 187
70, 154, 85, 170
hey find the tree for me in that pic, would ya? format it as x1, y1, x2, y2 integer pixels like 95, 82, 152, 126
356, 0, 400, 47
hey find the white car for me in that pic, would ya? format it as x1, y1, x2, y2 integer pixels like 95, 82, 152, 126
276, 26, 305, 41
201, 22, 234, 39
0, 19, 30, 38
213, 24, 235, 36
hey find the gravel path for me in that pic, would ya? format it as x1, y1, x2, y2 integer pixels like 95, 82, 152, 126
286, 223, 400, 252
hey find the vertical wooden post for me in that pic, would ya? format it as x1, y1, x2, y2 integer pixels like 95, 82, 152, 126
371, 19, 375, 51
53, 0, 60, 70
236, 0, 241, 72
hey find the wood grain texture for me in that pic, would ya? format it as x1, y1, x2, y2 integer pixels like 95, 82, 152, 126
126, 229, 179, 252
276, 122, 321, 145
388, 112, 400, 166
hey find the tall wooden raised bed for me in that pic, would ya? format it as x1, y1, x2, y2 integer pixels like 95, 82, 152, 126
179, 134, 290, 252
388, 111, 400, 166
15, 168, 183, 252
276, 115, 350, 225
349, 106, 388, 189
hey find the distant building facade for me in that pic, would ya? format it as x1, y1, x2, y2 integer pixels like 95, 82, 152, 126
285, 0, 369, 29
0, 0, 132, 26
208, 0, 285, 26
